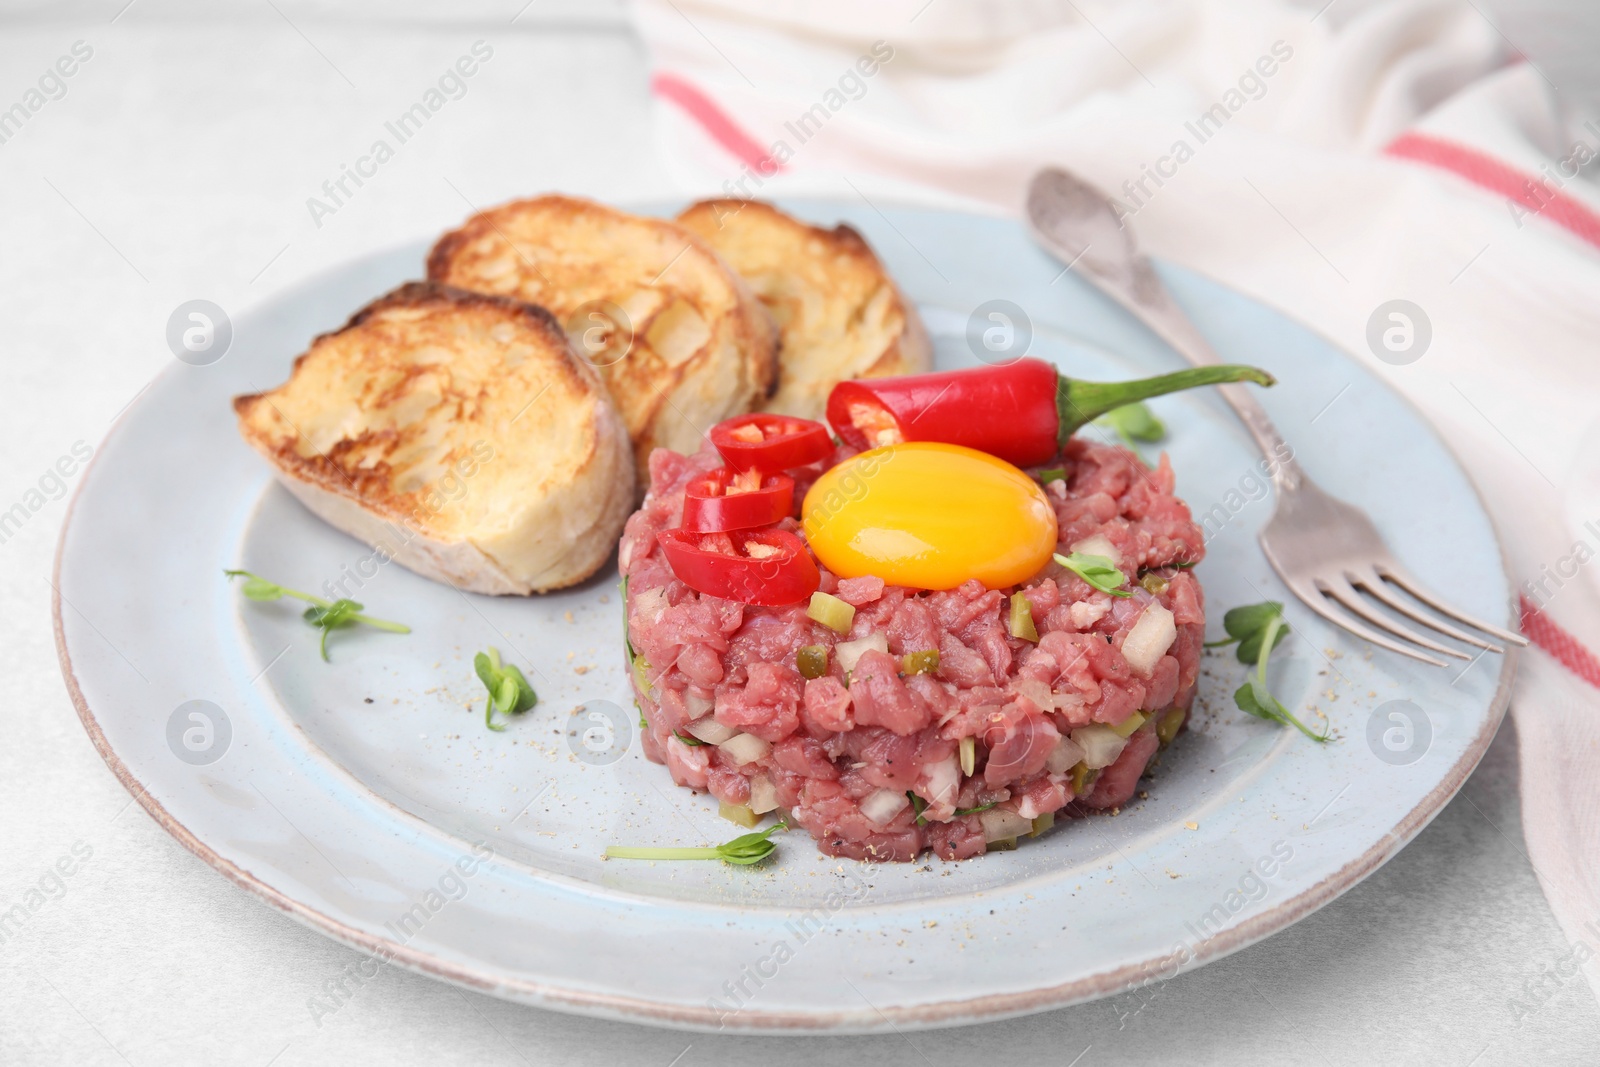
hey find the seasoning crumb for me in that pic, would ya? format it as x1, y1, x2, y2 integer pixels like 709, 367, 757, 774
363, 697, 374, 704
1184, 821, 1199, 830
564, 611, 575, 623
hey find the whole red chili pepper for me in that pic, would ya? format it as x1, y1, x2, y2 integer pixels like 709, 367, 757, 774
680, 467, 795, 533
656, 527, 820, 606
827, 358, 1274, 468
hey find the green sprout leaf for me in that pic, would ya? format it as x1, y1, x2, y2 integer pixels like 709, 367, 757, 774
1095, 401, 1166, 446
605, 820, 788, 866
1038, 468, 1066, 484
1214, 604, 1329, 743
474, 646, 537, 732
906, 791, 928, 826
226, 569, 409, 662
1054, 552, 1133, 598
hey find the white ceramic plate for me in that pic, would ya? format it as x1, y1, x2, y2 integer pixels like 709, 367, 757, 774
54, 202, 1517, 1033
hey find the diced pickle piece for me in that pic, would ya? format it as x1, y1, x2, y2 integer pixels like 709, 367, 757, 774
807, 591, 855, 634
796, 645, 829, 679
1110, 711, 1146, 738
719, 801, 758, 828
1157, 706, 1186, 747
1008, 591, 1039, 642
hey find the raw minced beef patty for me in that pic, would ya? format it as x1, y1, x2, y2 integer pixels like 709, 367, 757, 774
619, 438, 1207, 862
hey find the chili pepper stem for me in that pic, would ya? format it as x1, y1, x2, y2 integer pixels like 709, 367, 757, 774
1055, 366, 1274, 447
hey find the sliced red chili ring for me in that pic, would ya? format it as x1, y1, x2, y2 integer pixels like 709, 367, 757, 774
680, 467, 795, 533
709, 413, 833, 472
656, 527, 820, 606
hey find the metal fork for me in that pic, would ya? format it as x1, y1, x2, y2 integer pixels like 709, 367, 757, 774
1024, 167, 1526, 667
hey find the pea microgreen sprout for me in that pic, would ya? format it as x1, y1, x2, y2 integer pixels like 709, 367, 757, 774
224, 569, 410, 662
605, 820, 787, 866
905, 792, 994, 827
474, 646, 538, 731
1095, 400, 1165, 447
1054, 552, 1133, 598
1209, 601, 1328, 742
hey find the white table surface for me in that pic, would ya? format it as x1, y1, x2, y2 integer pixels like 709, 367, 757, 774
2, 4, 1597, 1064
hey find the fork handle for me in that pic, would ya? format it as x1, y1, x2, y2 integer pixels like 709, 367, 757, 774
1096, 258, 1306, 493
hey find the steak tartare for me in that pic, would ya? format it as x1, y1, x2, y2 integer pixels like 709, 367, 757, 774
620, 437, 1207, 862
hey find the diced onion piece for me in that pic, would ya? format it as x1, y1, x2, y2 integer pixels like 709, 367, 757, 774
921, 757, 960, 808
718, 732, 772, 766
1030, 812, 1055, 838
979, 808, 1033, 842
860, 788, 910, 826
1072, 725, 1129, 770
1109, 710, 1147, 738
1070, 533, 1122, 569
1045, 734, 1087, 775
633, 587, 668, 627
686, 716, 737, 745
719, 800, 758, 827
837, 633, 889, 674
748, 775, 780, 815
1008, 591, 1039, 642
685, 690, 714, 718
807, 591, 856, 634
988, 836, 1019, 851
1157, 706, 1186, 747
959, 736, 977, 777
1121, 602, 1176, 676
1014, 677, 1052, 711
1140, 573, 1169, 595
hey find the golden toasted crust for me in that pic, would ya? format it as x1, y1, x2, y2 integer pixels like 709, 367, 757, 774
675, 199, 931, 421
233, 281, 635, 594
427, 195, 779, 481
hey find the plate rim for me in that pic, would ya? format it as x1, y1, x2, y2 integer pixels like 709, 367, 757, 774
53, 213, 1522, 1032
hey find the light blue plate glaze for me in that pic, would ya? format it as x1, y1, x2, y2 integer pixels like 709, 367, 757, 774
54, 202, 1518, 1032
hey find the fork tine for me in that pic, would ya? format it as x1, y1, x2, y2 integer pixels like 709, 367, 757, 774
1290, 581, 1450, 668
1375, 564, 1529, 647
1350, 570, 1504, 653
1319, 579, 1471, 660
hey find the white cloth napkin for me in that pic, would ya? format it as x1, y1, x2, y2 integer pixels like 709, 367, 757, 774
634, 0, 1600, 1006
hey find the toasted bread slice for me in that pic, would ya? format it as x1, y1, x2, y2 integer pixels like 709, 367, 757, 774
675, 199, 931, 421
426, 196, 778, 480
233, 282, 634, 595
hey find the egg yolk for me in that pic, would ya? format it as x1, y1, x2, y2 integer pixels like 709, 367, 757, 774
801, 442, 1059, 591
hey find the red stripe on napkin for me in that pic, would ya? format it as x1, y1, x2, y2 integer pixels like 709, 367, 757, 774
1384, 132, 1600, 250
1521, 595, 1600, 691
650, 72, 785, 176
